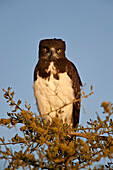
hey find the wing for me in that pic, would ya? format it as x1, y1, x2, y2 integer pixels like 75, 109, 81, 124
34, 63, 38, 81
66, 60, 82, 127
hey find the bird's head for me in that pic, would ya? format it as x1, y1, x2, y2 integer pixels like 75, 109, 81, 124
39, 38, 66, 61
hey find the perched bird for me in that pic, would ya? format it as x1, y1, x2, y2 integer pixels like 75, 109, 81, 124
33, 38, 82, 127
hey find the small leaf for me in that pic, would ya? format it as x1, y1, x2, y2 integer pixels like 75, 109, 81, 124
4, 94, 8, 99
17, 99, 21, 106
82, 91, 85, 96
91, 85, 93, 91
2, 88, 6, 92
8, 87, 11, 92
11, 91, 15, 97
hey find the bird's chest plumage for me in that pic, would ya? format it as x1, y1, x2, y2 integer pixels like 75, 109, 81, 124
33, 62, 75, 125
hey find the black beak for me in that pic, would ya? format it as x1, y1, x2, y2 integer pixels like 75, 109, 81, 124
50, 50, 53, 56
49, 50, 53, 60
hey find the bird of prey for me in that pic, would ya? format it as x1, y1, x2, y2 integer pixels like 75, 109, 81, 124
33, 38, 82, 127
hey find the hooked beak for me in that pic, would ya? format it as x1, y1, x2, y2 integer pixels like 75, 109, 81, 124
49, 50, 54, 60
50, 50, 53, 57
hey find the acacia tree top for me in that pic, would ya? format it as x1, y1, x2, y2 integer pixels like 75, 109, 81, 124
0, 87, 113, 169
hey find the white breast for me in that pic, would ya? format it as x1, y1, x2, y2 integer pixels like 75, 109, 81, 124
33, 62, 75, 126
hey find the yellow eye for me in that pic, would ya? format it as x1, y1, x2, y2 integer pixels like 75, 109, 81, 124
44, 48, 48, 52
57, 49, 61, 54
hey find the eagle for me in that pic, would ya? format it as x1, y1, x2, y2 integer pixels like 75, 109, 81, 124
33, 39, 82, 127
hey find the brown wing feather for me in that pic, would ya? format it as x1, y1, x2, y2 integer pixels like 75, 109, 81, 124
66, 60, 82, 127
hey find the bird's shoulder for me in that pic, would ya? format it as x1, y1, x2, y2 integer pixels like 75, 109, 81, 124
66, 59, 82, 87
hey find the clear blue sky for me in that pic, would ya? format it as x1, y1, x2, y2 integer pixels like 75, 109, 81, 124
0, 0, 113, 168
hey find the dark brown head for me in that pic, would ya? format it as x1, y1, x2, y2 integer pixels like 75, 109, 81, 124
39, 38, 66, 61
